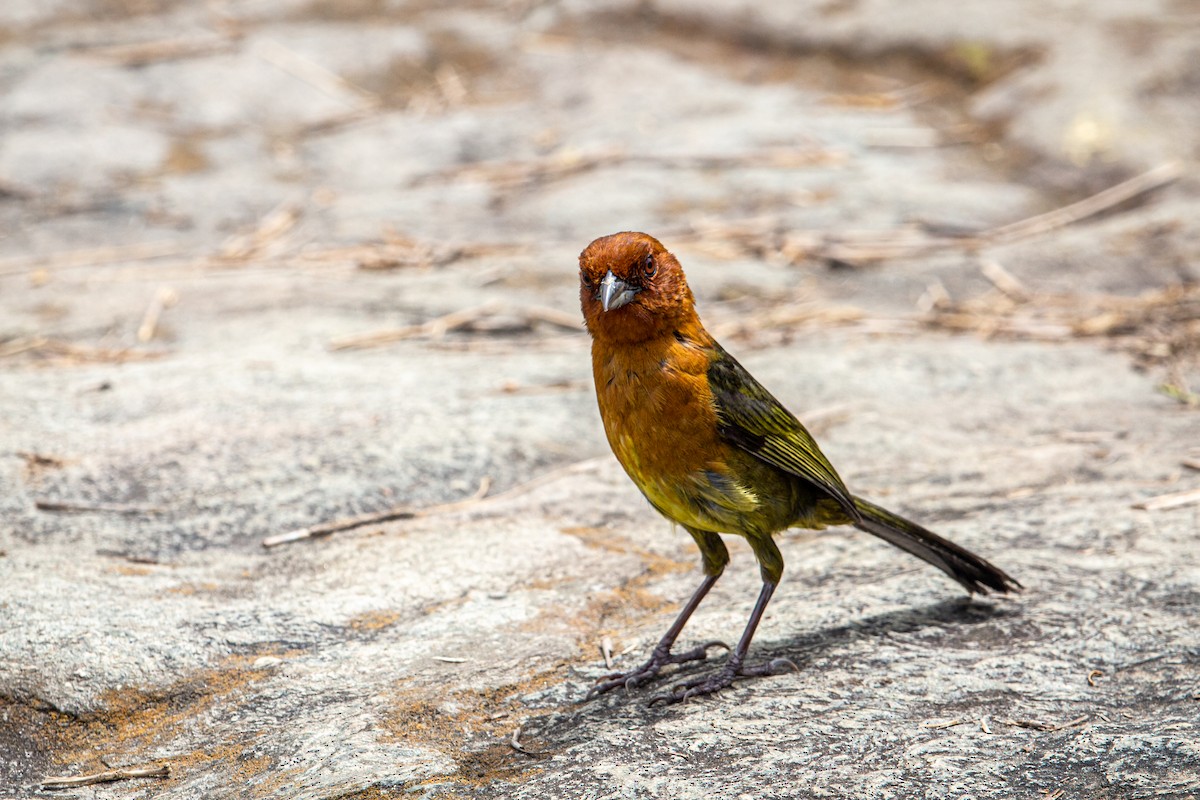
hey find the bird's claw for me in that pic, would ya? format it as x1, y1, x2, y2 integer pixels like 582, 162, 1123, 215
768, 657, 800, 674
647, 657, 798, 706
583, 640, 732, 701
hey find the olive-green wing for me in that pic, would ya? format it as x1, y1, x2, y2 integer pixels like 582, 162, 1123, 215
707, 343, 860, 520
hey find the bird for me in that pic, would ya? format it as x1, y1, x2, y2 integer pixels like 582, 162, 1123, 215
578, 231, 1020, 704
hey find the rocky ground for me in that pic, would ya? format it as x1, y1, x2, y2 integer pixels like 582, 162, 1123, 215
1, 1, 1198, 798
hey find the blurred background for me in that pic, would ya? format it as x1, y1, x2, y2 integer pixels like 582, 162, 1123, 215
1, 1, 1198, 798
1, 0, 1197, 392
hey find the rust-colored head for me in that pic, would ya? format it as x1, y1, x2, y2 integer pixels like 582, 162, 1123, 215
579, 232, 695, 343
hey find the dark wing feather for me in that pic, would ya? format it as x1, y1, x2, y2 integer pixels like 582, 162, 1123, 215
707, 344, 860, 520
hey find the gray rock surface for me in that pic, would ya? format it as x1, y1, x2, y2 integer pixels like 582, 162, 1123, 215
1, 1, 1197, 798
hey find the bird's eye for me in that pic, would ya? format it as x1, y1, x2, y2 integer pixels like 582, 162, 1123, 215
581, 271, 594, 288
643, 253, 656, 278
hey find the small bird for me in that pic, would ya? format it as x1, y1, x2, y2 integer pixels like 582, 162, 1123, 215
579, 231, 1019, 704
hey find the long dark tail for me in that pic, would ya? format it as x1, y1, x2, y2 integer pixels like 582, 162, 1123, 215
852, 496, 1020, 595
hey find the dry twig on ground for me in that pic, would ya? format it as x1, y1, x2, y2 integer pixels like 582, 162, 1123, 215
252, 39, 379, 111
412, 147, 844, 190
0, 338, 169, 366
0, 242, 184, 278
329, 303, 581, 351
923, 282, 1200, 367
218, 201, 302, 262
1133, 486, 1200, 511
674, 162, 1182, 267
137, 286, 180, 343
42, 764, 170, 790
35, 500, 166, 515
263, 457, 607, 548
262, 477, 492, 548
82, 35, 235, 66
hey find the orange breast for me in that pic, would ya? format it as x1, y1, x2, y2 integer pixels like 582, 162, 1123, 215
593, 335, 719, 477
591, 330, 771, 534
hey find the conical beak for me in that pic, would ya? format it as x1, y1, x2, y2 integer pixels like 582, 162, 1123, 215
599, 270, 639, 312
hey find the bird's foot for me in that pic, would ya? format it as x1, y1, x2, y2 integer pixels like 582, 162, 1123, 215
585, 640, 729, 700
649, 656, 798, 706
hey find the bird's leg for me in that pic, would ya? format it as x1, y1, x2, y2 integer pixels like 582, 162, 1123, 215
652, 535, 796, 705
585, 572, 728, 699
650, 579, 795, 705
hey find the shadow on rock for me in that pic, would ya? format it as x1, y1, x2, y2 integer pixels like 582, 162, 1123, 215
526, 596, 1023, 748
